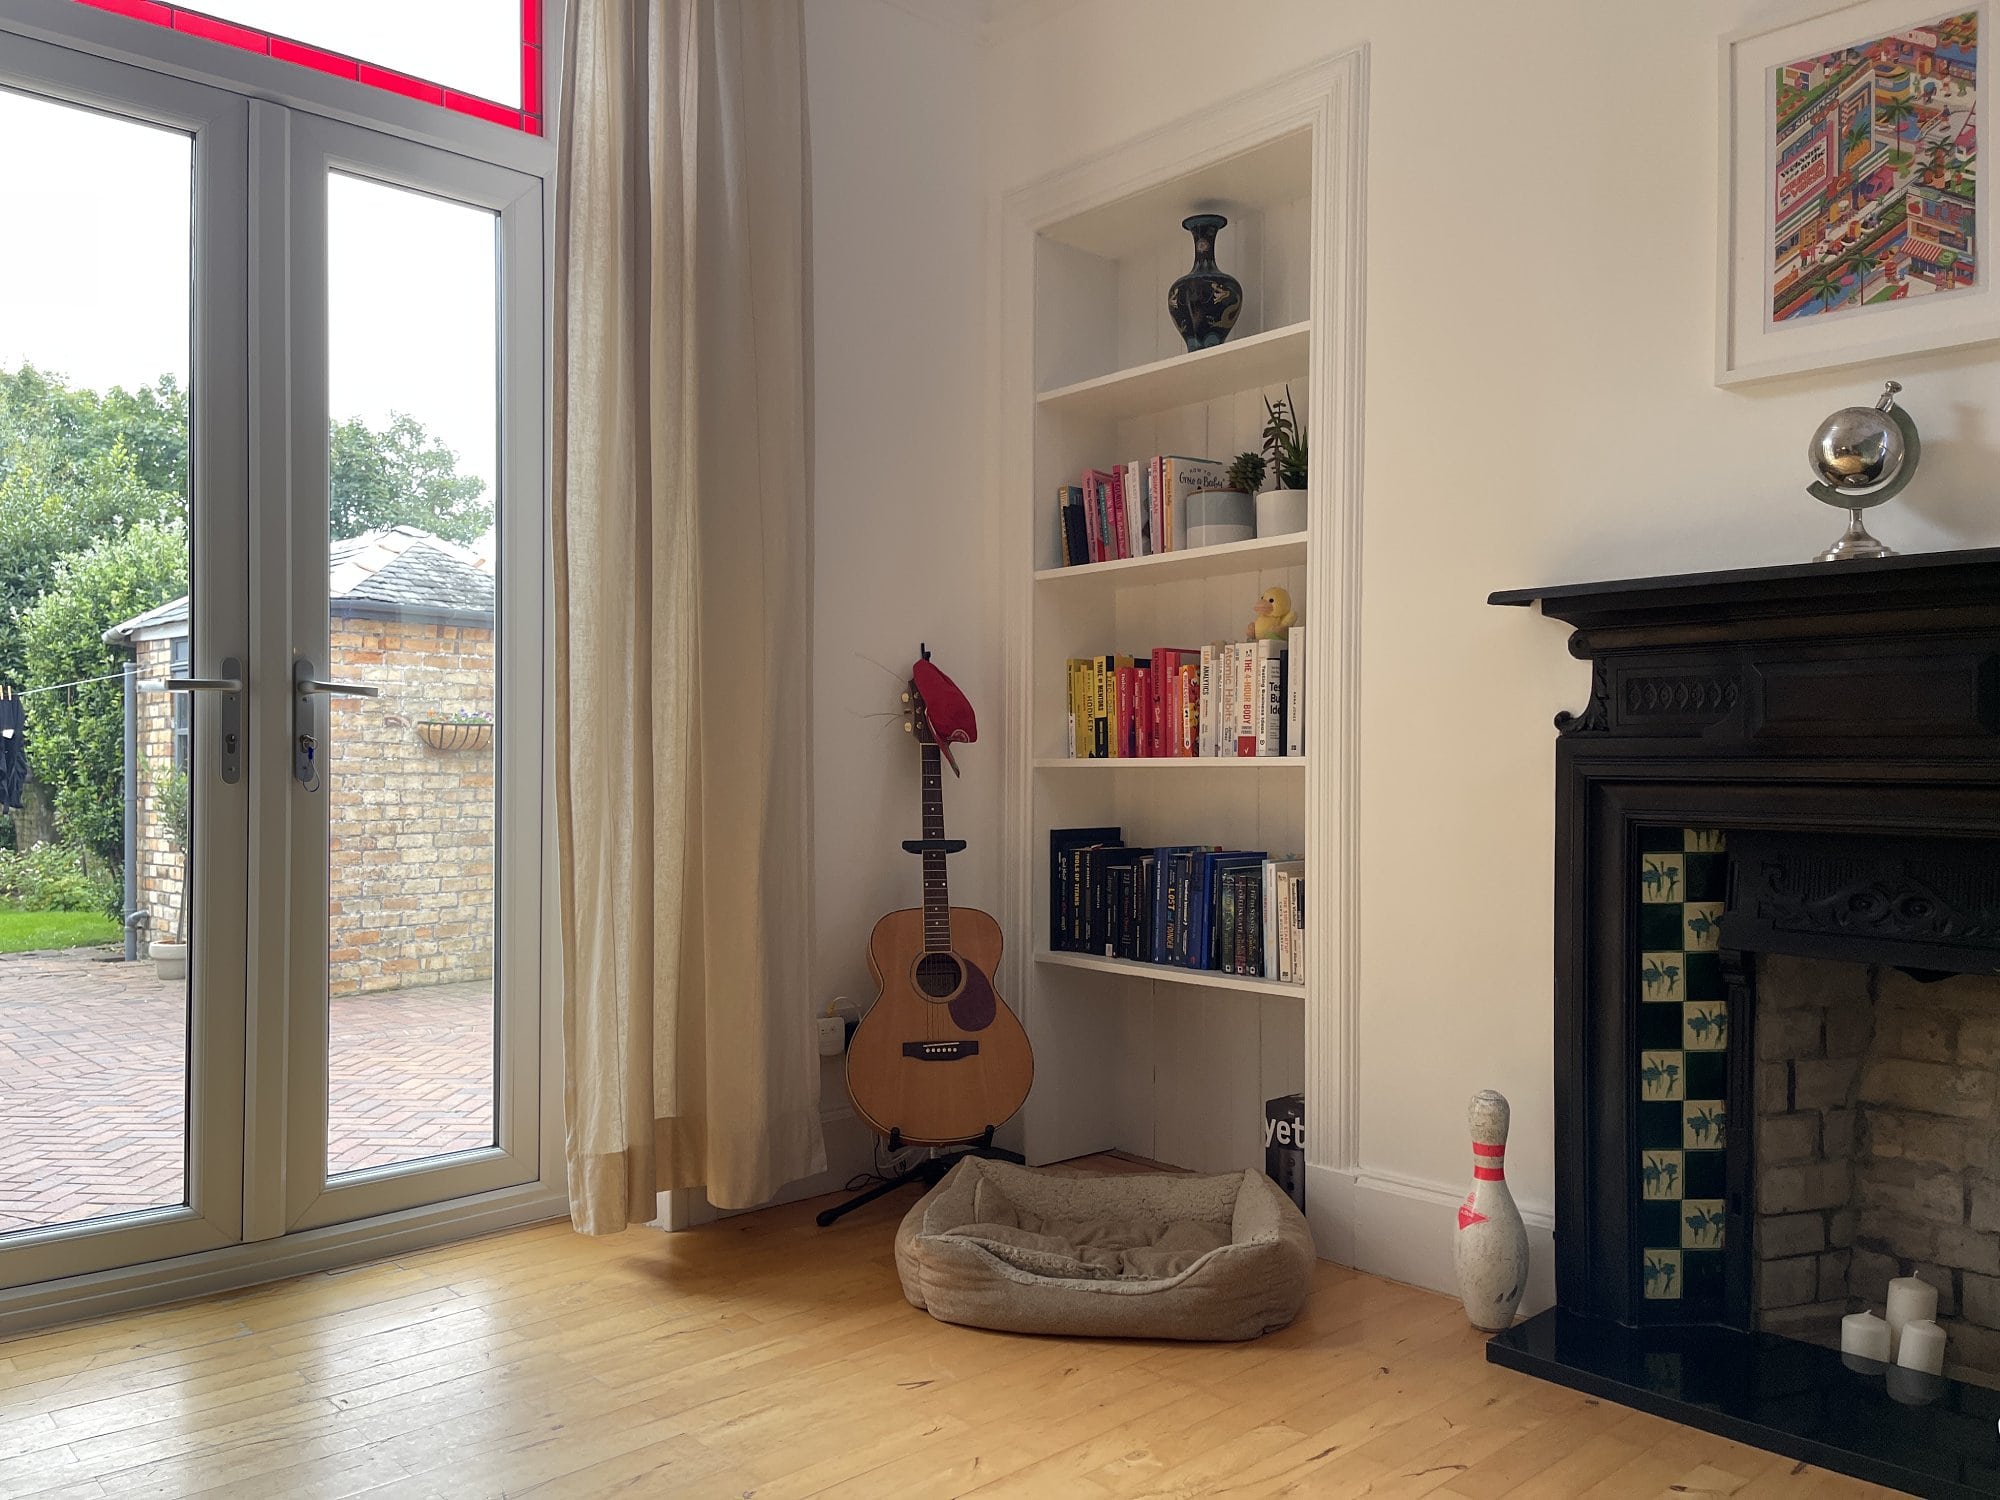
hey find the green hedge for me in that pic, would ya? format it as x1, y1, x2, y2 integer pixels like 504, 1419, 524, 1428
0, 842, 121, 917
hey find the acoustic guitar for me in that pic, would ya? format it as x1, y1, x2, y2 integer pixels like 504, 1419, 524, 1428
845, 663, 1033, 1147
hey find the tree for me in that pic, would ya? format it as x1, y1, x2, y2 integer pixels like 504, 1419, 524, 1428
18, 521, 188, 864
0, 430, 180, 691
329, 412, 490, 543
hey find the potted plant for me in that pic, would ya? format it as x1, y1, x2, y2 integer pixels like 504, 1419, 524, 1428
146, 761, 189, 980
1258, 386, 1308, 537
417, 710, 494, 752
1186, 453, 1260, 550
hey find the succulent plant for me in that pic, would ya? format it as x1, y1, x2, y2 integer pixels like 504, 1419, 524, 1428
1225, 451, 1266, 495
1262, 386, 1308, 490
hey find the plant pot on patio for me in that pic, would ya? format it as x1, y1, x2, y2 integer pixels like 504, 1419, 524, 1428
149, 940, 186, 981
416, 718, 493, 752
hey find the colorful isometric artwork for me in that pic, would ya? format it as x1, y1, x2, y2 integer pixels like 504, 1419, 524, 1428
1772, 9, 1978, 321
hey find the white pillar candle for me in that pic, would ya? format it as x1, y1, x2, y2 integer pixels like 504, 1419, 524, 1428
1896, 1317, 1947, 1377
1886, 1276, 1939, 1358
1840, 1310, 1891, 1368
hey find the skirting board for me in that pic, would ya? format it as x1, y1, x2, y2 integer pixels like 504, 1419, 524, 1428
1307, 1163, 1556, 1317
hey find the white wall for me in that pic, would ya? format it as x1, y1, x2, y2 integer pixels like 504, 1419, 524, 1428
980, 0, 2000, 1293
802, 0, 998, 1195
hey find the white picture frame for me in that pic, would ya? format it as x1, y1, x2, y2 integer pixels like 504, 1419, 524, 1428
1718, 0, 1991, 384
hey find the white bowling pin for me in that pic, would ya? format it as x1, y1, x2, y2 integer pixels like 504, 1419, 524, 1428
1455, 1089, 1529, 1332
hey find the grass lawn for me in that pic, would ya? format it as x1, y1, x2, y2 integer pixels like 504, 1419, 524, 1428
0, 909, 122, 954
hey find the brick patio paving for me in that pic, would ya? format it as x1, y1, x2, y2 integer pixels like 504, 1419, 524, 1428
0, 946, 495, 1236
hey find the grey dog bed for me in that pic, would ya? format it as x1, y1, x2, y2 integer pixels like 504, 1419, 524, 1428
894, 1157, 1313, 1341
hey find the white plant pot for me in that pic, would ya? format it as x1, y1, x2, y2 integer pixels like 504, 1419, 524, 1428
150, 940, 187, 981
1255, 487, 1308, 538
1186, 488, 1255, 550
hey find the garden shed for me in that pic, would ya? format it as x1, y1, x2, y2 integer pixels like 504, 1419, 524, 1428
105, 525, 496, 996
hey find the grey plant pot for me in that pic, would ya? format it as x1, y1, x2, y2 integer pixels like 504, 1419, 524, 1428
150, 940, 187, 981
1255, 487, 1308, 538
1186, 488, 1255, 550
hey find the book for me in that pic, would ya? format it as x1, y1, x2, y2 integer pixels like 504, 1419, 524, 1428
1266, 859, 1303, 980
1235, 643, 1258, 757
1255, 639, 1286, 758
1050, 827, 1121, 952
1057, 485, 1087, 567
1285, 627, 1305, 756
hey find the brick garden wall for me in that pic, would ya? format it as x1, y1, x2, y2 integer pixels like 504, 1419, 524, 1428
132, 614, 495, 996
325, 614, 495, 997
134, 636, 185, 943
1755, 954, 2000, 1386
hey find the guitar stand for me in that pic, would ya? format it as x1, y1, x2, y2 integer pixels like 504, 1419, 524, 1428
814, 1126, 1025, 1228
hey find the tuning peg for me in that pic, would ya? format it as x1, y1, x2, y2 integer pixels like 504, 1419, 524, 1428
903, 721, 913, 733
901, 692, 911, 704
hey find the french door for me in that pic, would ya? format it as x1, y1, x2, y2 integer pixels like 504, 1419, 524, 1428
0, 37, 545, 1295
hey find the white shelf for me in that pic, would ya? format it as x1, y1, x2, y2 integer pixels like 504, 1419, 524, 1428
1039, 131, 1313, 259
1034, 756, 1305, 771
1035, 530, 1306, 586
1036, 321, 1309, 420
1037, 949, 1305, 998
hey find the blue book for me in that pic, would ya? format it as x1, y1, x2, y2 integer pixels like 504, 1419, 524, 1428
1192, 852, 1265, 969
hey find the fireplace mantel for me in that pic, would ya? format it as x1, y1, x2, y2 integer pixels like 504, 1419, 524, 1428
1485, 548, 2000, 1499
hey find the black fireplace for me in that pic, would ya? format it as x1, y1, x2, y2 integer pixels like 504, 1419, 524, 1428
1487, 549, 2000, 1499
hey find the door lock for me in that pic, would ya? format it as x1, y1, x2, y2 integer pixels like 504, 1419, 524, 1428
138, 656, 243, 784
292, 658, 380, 790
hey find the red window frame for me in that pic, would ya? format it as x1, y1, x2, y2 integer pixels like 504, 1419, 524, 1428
72, 0, 544, 134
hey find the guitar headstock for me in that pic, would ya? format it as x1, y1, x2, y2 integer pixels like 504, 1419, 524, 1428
901, 678, 937, 745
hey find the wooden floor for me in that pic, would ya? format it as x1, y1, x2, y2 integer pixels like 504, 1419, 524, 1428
0, 1171, 1893, 1499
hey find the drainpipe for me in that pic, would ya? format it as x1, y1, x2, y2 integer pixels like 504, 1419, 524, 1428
123, 659, 138, 962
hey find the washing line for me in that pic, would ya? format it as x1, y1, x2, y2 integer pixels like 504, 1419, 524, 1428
8, 667, 135, 699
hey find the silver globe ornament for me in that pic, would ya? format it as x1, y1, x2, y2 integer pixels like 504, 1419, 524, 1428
1804, 380, 1920, 562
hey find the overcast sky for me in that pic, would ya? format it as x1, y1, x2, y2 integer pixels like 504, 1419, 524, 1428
0, 62, 501, 507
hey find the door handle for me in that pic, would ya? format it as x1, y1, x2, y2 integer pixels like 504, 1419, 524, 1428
138, 657, 242, 785
296, 677, 381, 699
291, 659, 379, 790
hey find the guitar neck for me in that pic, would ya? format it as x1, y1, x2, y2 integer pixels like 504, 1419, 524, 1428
920, 743, 951, 952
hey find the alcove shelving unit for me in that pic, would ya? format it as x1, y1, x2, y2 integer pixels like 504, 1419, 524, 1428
995, 56, 1364, 1233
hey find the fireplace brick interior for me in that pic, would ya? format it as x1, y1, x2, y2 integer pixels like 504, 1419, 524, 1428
1754, 952, 2000, 1386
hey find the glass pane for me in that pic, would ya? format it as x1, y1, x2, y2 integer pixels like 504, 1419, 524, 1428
323, 172, 499, 1177
191, 1, 522, 107
0, 88, 194, 1234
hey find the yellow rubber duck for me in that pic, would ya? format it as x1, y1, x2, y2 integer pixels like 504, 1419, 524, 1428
1249, 586, 1297, 642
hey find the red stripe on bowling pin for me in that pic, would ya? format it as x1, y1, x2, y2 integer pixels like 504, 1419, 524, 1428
1473, 1140, 1505, 1181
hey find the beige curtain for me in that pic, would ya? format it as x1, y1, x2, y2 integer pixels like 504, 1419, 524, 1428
553, 0, 824, 1232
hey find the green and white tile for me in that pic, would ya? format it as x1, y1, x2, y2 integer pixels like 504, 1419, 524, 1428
1681, 1199, 1726, 1249
1641, 853, 1685, 904
1640, 952, 1685, 1001
1641, 1150, 1684, 1200
1639, 1050, 1685, 1100
1683, 1100, 1726, 1151
1683, 902, 1723, 951
1643, 1249, 1682, 1299
1634, 828, 1729, 1306
1683, 1002, 1729, 1050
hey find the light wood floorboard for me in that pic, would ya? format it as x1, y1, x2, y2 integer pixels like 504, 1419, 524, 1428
0, 1166, 1894, 1498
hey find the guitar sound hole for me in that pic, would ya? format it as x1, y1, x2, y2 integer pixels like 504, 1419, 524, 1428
914, 953, 963, 999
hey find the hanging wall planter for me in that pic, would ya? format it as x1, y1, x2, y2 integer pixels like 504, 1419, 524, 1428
417, 717, 493, 752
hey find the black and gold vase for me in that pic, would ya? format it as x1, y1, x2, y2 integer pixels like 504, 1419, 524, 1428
1167, 213, 1243, 351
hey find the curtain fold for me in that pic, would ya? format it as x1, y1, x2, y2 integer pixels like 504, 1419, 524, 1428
554, 0, 823, 1233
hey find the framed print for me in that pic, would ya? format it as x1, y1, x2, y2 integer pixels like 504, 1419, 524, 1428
1718, 1, 1990, 384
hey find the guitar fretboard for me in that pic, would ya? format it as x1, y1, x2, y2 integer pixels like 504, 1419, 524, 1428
920, 743, 951, 953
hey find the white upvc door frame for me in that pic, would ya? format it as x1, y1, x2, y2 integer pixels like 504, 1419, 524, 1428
0, 34, 252, 1295
0, 16, 565, 1332
269, 107, 548, 1232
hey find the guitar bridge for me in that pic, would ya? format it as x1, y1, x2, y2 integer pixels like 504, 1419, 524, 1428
901, 1040, 980, 1061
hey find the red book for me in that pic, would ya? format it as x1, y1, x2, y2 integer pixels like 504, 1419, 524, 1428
1108, 466, 1129, 559
1134, 670, 1153, 758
